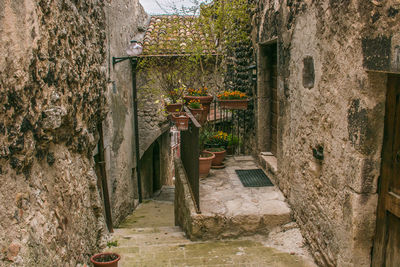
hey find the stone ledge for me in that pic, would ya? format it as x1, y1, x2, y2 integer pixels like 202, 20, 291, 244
175, 156, 292, 241
259, 154, 277, 179
174, 157, 199, 236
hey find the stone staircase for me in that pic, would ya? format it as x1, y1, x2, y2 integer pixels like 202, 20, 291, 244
105, 198, 316, 267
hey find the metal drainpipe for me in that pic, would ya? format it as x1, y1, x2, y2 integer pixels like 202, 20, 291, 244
130, 57, 142, 203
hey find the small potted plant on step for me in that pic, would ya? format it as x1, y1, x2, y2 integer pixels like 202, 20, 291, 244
90, 252, 121, 267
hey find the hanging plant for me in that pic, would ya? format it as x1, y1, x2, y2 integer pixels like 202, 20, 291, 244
218, 90, 249, 110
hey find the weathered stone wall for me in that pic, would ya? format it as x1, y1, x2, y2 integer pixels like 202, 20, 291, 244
174, 158, 197, 237
137, 86, 169, 158
102, 0, 149, 227
251, 0, 400, 266
0, 0, 149, 265
0, 0, 107, 265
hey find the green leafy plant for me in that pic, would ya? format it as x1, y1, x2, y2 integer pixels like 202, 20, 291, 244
188, 99, 202, 109
200, 151, 214, 158
166, 87, 185, 104
107, 240, 118, 248
227, 134, 239, 147
206, 147, 225, 152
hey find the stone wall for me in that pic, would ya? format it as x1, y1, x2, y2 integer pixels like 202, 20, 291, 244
174, 158, 198, 237
0, 1, 107, 265
251, 0, 400, 266
0, 0, 148, 265
102, 0, 149, 227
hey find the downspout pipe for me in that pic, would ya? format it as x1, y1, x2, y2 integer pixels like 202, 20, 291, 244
130, 57, 143, 203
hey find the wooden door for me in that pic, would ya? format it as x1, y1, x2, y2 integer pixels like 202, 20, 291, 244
372, 74, 400, 266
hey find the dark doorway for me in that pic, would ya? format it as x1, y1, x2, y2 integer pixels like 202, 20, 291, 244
257, 42, 278, 155
140, 141, 161, 199
372, 74, 400, 266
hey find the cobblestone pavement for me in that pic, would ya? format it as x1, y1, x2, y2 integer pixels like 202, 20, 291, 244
106, 190, 316, 267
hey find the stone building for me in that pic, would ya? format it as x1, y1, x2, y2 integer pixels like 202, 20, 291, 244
251, 0, 400, 266
0, 0, 160, 265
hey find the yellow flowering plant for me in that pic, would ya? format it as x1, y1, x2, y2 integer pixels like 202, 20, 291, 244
187, 87, 209, 96
207, 131, 229, 147
217, 90, 247, 100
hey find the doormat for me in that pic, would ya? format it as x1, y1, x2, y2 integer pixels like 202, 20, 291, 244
235, 169, 274, 187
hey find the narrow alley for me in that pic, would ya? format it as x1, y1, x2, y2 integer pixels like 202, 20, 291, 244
106, 157, 316, 266
1, 0, 399, 266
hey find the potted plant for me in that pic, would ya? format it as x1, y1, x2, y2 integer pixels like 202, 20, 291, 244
218, 90, 249, 110
199, 151, 215, 178
171, 112, 189, 131
205, 131, 229, 149
90, 252, 120, 267
205, 147, 226, 167
184, 87, 213, 115
188, 99, 207, 125
165, 87, 185, 113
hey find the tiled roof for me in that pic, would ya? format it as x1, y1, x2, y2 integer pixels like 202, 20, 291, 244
142, 15, 217, 56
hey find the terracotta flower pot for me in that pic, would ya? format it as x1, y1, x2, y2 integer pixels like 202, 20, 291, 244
184, 95, 213, 105
199, 152, 215, 178
184, 95, 213, 117
90, 252, 120, 267
171, 112, 189, 131
188, 107, 203, 124
189, 107, 208, 125
205, 148, 226, 166
218, 99, 249, 110
166, 103, 183, 113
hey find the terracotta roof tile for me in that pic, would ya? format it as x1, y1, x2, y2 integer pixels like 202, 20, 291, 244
142, 15, 217, 56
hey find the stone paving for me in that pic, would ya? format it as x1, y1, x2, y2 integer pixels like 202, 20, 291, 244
201, 156, 290, 218
106, 185, 316, 267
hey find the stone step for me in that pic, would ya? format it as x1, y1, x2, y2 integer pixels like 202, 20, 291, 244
105, 200, 316, 267
113, 226, 183, 236
107, 239, 314, 267
259, 153, 278, 178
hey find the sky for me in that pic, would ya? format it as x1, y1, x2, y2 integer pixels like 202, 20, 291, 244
139, 0, 208, 15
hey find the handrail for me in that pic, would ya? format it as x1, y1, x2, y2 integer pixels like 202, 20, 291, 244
180, 105, 201, 213
184, 106, 201, 128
